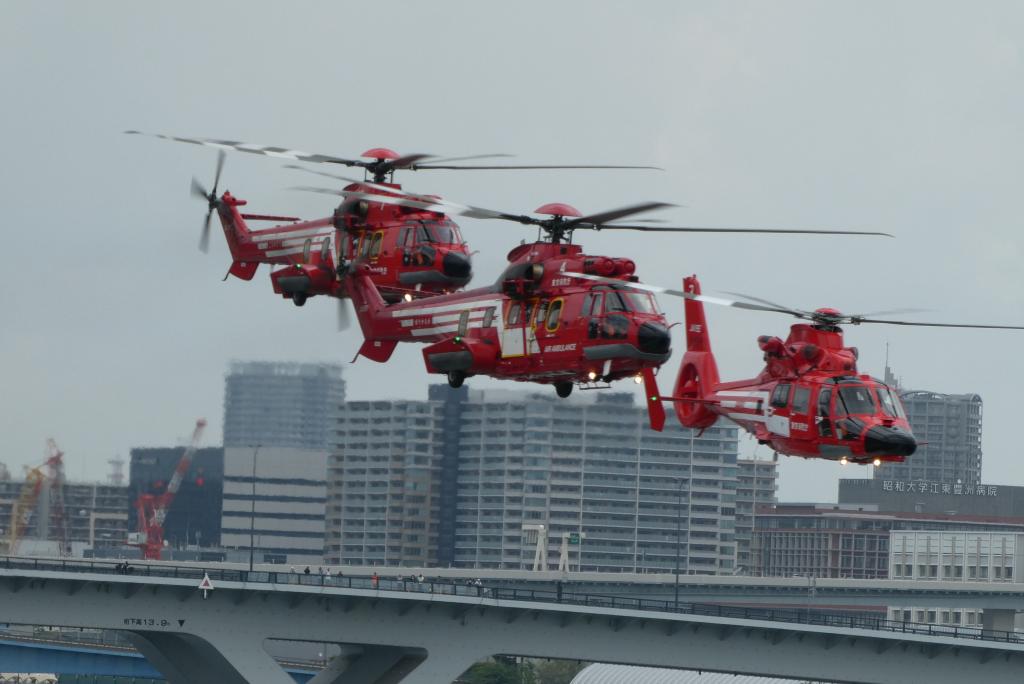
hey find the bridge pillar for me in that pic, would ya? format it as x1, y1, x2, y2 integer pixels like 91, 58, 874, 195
982, 608, 1017, 634
307, 645, 425, 684
126, 630, 294, 684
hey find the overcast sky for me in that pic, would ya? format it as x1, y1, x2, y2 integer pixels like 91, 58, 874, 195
2, 1, 1022, 500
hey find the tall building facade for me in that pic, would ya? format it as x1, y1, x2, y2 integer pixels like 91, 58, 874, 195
326, 398, 448, 567
327, 387, 741, 575
220, 362, 344, 564
874, 390, 982, 486
754, 503, 1024, 579
223, 361, 345, 449
735, 459, 778, 574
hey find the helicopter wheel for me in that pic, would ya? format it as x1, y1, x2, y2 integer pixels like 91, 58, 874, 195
555, 382, 573, 398
447, 371, 466, 389
292, 293, 308, 307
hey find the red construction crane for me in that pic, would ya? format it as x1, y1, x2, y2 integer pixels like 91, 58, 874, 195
128, 418, 207, 560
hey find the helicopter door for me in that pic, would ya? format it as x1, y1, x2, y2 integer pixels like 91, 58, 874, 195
501, 301, 528, 358
817, 387, 833, 437
789, 386, 813, 436
766, 383, 792, 437
525, 299, 548, 354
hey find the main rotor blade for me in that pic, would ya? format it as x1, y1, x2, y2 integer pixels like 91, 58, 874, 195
337, 298, 351, 331
424, 153, 514, 164
124, 131, 361, 166
588, 225, 894, 237
200, 210, 213, 253
568, 202, 674, 228
564, 273, 799, 316
293, 186, 539, 225
190, 177, 209, 200
720, 290, 809, 316
211, 150, 226, 195
409, 163, 664, 171
848, 308, 929, 318
388, 153, 434, 169
853, 317, 1024, 330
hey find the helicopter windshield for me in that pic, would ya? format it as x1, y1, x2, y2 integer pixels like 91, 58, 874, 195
875, 385, 907, 419
600, 288, 659, 314
622, 291, 659, 314
836, 384, 877, 415
421, 220, 461, 245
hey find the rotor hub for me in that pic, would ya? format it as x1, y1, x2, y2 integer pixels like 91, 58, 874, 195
361, 147, 400, 160
534, 203, 582, 218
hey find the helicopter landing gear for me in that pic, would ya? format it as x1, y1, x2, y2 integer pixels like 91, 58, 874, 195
447, 371, 466, 389
555, 382, 573, 398
292, 293, 307, 307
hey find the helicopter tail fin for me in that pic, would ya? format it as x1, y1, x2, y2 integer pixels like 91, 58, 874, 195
673, 275, 720, 429
345, 271, 394, 361
641, 367, 667, 431
217, 194, 263, 279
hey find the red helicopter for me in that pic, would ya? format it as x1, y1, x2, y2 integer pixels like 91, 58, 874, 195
572, 272, 1024, 465
321, 184, 890, 396
127, 132, 657, 318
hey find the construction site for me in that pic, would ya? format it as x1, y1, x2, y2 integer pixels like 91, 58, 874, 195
0, 420, 211, 561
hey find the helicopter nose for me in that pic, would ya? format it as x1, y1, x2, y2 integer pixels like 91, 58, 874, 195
864, 425, 917, 457
442, 252, 472, 280
637, 322, 671, 355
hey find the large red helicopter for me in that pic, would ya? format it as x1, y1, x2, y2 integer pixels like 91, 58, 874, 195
571, 272, 1024, 465
127, 132, 657, 316
316, 183, 890, 395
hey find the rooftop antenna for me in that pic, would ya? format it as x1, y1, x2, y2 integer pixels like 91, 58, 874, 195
107, 456, 125, 487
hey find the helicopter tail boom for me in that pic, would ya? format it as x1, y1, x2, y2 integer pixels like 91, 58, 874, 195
673, 275, 721, 429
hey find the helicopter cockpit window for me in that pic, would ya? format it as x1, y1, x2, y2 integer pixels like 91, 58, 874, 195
604, 291, 629, 313
836, 385, 876, 415
580, 293, 595, 317
398, 226, 415, 248
770, 384, 791, 408
792, 386, 811, 414
507, 302, 522, 326
533, 301, 549, 329
818, 387, 833, 437
369, 232, 383, 258
546, 299, 563, 331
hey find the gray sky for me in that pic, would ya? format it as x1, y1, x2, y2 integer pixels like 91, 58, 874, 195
2, 1, 1022, 500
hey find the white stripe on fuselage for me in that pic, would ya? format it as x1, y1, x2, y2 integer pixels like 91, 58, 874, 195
391, 299, 503, 319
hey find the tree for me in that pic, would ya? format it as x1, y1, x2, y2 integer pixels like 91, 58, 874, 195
461, 658, 536, 684
533, 659, 588, 684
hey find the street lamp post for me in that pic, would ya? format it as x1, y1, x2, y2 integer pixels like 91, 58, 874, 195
674, 476, 683, 610
249, 444, 261, 573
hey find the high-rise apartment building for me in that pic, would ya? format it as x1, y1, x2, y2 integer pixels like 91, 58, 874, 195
220, 362, 344, 564
223, 361, 345, 449
327, 386, 740, 575
875, 390, 982, 486
735, 459, 778, 574
0, 480, 129, 555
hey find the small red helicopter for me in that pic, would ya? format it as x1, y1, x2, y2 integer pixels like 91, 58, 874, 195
322, 184, 890, 396
572, 272, 1024, 465
127, 132, 656, 317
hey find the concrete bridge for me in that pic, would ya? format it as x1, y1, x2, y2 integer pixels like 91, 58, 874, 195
2, 557, 1024, 684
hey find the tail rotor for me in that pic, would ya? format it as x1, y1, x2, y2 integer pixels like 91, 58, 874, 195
190, 150, 226, 253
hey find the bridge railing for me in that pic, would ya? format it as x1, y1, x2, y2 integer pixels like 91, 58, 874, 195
1, 555, 1018, 646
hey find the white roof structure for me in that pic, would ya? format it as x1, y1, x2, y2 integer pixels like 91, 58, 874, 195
571, 664, 835, 684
